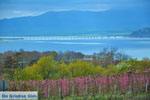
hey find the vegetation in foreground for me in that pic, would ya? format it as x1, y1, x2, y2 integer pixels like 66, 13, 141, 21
0, 48, 150, 99
7, 73, 150, 99
44, 93, 150, 100
1, 48, 129, 80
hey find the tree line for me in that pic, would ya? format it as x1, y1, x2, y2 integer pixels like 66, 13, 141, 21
0, 48, 150, 80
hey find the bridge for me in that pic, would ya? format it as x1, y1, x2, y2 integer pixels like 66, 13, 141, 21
23, 36, 124, 40
0, 36, 124, 40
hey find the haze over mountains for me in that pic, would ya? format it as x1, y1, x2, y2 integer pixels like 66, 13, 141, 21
0, 9, 149, 36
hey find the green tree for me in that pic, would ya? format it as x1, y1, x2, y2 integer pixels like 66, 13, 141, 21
58, 62, 71, 78
68, 60, 96, 77
37, 56, 57, 79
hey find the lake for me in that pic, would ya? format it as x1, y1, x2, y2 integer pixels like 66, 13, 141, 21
0, 37, 150, 60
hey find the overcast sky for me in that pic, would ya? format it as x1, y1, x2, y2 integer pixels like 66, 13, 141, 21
0, 0, 149, 19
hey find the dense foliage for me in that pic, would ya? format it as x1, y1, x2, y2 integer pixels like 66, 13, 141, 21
11, 56, 150, 80
0, 49, 150, 100
7, 73, 150, 99
0, 48, 130, 79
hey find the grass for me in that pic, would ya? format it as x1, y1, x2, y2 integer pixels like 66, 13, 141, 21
41, 93, 150, 100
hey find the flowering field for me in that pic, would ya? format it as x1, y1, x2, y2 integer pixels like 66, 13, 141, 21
7, 72, 150, 99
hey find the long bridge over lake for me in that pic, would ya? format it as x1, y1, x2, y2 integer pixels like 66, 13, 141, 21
0, 36, 124, 40
23, 36, 124, 40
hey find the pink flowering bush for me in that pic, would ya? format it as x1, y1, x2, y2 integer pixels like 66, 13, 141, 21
7, 70, 150, 98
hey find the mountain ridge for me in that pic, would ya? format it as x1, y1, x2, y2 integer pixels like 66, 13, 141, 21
0, 10, 149, 36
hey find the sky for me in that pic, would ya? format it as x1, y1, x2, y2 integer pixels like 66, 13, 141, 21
0, 0, 149, 19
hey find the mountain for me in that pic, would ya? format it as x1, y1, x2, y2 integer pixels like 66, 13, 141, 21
129, 28, 150, 37
0, 10, 149, 36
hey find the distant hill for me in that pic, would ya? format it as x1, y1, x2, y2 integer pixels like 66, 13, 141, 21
130, 28, 150, 37
0, 10, 149, 36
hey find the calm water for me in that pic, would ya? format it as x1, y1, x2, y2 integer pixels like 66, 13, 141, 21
0, 37, 150, 59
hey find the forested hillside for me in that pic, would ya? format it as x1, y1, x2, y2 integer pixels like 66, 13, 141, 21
130, 28, 150, 37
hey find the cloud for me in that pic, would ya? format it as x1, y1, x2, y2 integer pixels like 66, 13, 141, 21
45, 3, 112, 12
13, 10, 22, 14
0, 10, 46, 19
0, 0, 149, 19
